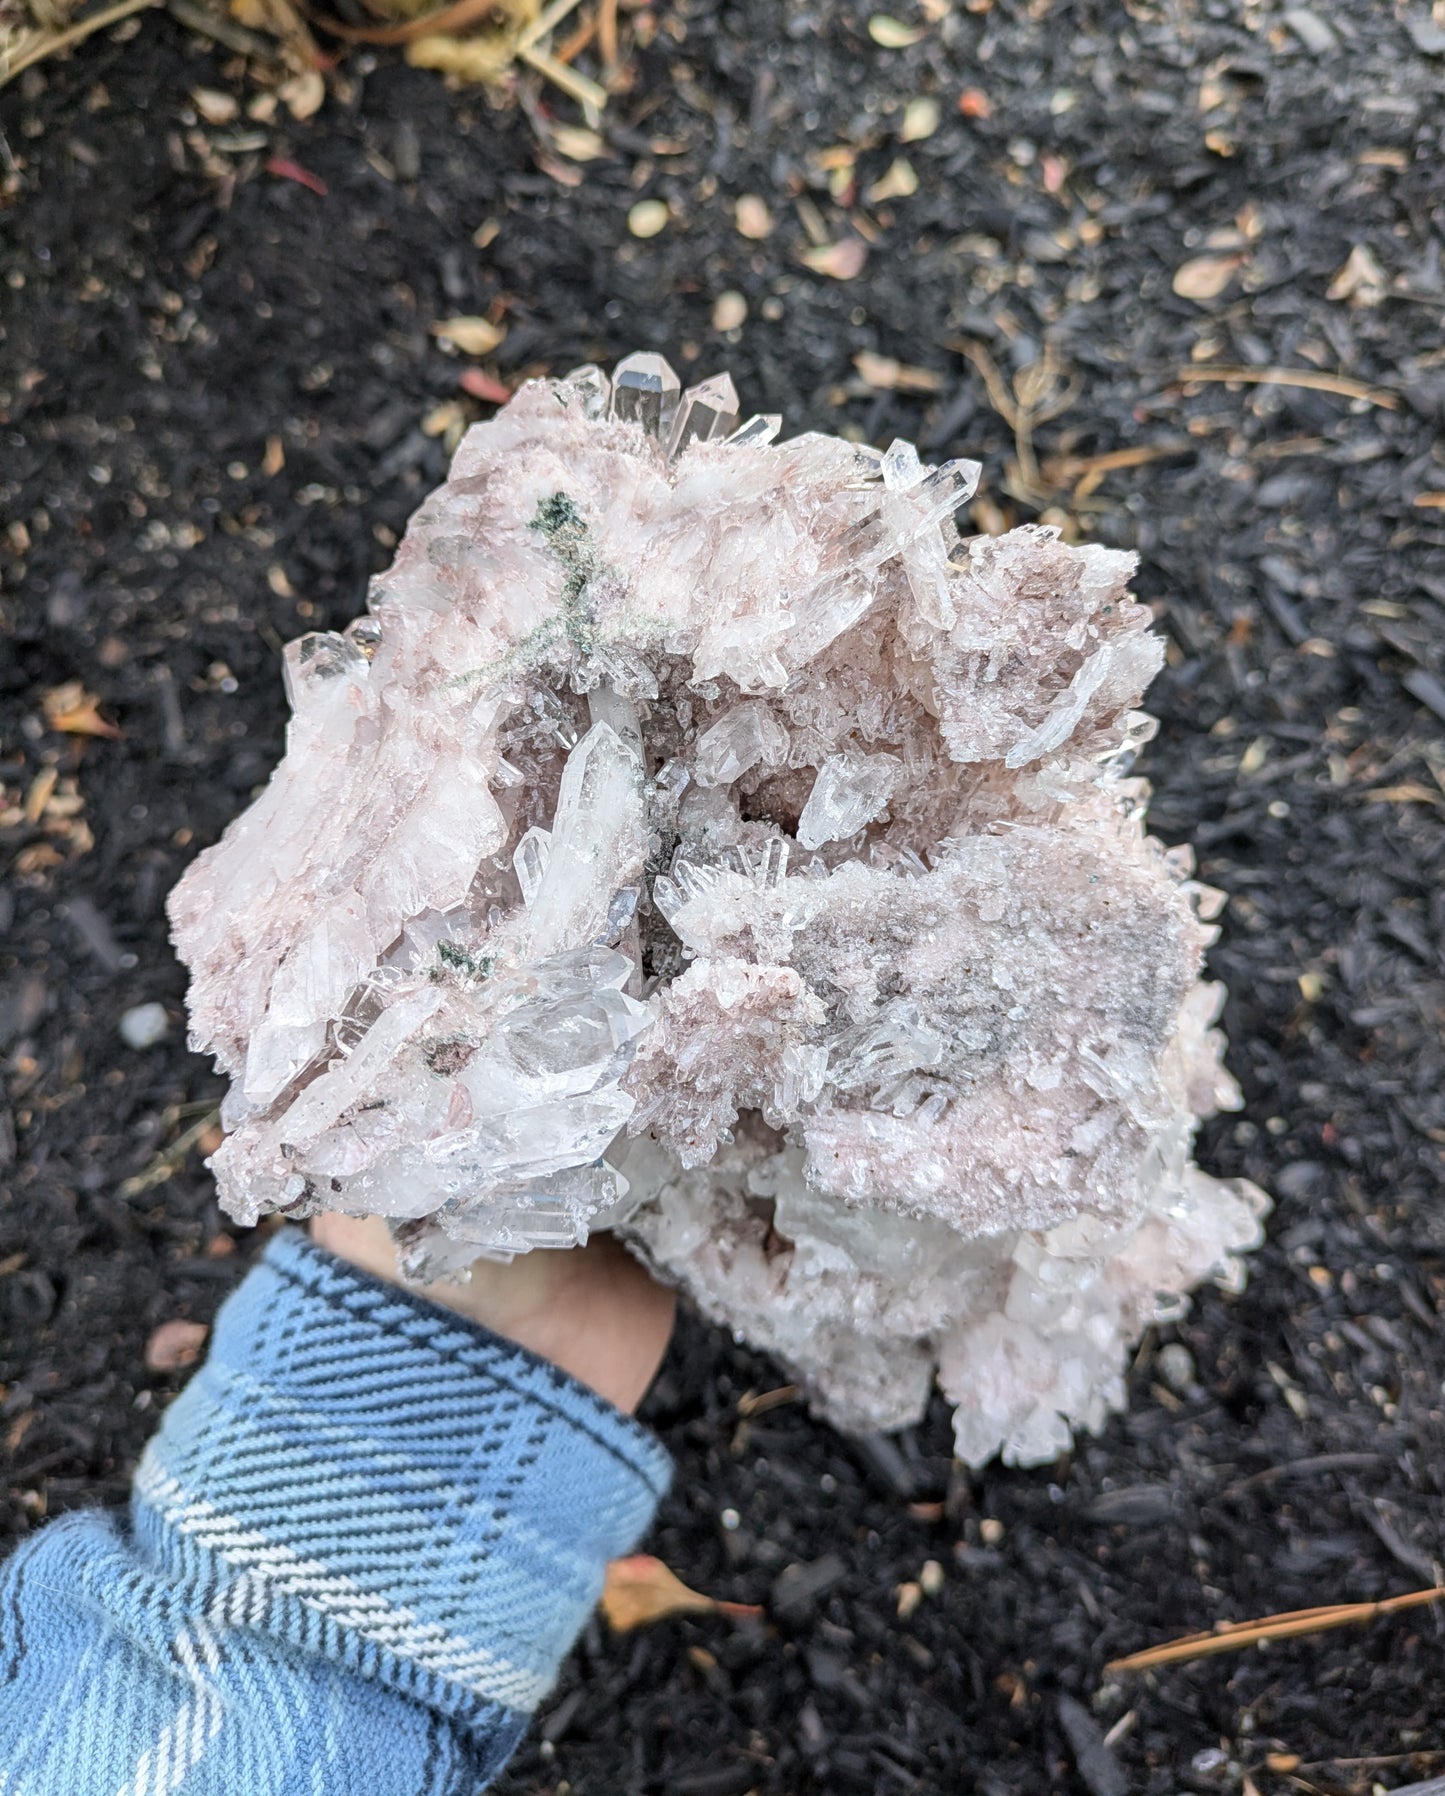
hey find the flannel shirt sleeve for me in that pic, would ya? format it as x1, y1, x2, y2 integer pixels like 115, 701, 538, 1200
0, 1229, 671, 1794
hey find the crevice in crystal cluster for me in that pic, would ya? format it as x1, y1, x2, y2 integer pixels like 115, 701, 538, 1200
170, 353, 1268, 1467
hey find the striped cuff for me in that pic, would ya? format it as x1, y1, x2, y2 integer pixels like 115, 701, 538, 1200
131, 1230, 671, 1727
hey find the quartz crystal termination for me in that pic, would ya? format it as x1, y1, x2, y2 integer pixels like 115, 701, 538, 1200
170, 351, 1268, 1468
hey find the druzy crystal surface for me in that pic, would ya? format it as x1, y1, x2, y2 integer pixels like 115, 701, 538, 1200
171, 354, 1267, 1466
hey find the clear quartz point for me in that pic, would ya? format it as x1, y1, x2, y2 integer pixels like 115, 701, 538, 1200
609, 351, 681, 437
668, 373, 741, 458
726, 414, 783, 448
513, 826, 552, 906
882, 438, 925, 490
555, 363, 610, 419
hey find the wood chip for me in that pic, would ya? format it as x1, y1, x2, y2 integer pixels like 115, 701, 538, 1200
853, 350, 943, 393
192, 87, 238, 125
866, 157, 918, 203
1327, 242, 1388, 306
42, 681, 121, 738
279, 69, 325, 121
552, 124, 607, 161
429, 316, 507, 355
802, 238, 866, 280
1172, 252, 1247, 300
868, 13, 925, 46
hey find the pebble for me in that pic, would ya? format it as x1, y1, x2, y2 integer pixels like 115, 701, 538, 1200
119, 1002, 170, 1049
627, 199, 669, 239
734, 194, 773, 240
712, 289, 748, 331
1156, 1342, 1196, 1395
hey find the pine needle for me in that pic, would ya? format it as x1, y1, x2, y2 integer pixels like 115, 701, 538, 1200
1108, 1584, 1445, 1674
1175, 365, 1399, 410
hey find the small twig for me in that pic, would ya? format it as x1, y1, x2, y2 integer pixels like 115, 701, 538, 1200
119, 1107, 222, 1199
1042, 437, 1193, 503
309, 0, 514, 46
597, 0, 616, 68
1, 0, 157, 87
1108, 1584, 1445, 1674
165, 0, 276, 56
1176, 364, 1399, 410
512, 0, 583, 53
516, 40, 603, 114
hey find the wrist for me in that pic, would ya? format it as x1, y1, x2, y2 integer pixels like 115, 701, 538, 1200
308, 1213, 673, 1415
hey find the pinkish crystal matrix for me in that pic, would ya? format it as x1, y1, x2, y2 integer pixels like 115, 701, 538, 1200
171, 353, 1267, 1466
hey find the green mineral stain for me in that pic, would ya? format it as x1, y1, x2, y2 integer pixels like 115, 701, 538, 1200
435, 940, 494, 979
530, 490, 604, 655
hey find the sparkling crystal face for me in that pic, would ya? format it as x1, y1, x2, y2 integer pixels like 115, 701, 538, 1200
171, 355, 1266, 1466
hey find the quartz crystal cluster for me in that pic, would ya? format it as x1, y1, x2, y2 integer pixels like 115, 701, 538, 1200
171, 353, 1268, 1466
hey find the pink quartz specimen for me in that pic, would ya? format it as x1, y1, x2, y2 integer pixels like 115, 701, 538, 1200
170, 354, 1267, 1465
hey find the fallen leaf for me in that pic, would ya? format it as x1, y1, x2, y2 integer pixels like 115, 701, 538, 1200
430, 315, 507, 355
145, 1319, 209, 1373
899, 95, 940, 141
42, 681, 121, 739
628, 198, 669, 239
192, 87, 238, 125
868, 13, 925, 46
264, 156, 328, 197
279, 69, 325, 121
459, 368, 512, 404
1327, 242, 1388, 306
601, 1555, 763, 1631
1414, 491, 1445, 509
735, 193, 773, 240
853, 350, 943, 393
958, 86, 992, 118
866, 157, 918, 203
802, 238, 867, 280
1172, 252, 1247, 301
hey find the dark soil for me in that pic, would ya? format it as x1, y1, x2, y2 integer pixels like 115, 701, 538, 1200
3, 2, 1445, 1791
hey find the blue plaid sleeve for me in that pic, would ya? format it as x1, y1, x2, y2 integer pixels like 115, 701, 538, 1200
0, 1230, 671, 1794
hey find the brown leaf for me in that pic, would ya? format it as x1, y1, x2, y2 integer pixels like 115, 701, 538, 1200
802, 238, 867, 280
42, 681, 121, 739
1171, 253, 1247, 301
601, 1555, 763, 1631
144, 1319, 209, 1373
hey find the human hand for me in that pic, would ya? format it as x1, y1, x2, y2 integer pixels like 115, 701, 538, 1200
309, 1213, 676, 1415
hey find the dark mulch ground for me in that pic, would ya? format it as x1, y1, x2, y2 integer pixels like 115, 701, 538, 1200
3, 1, 1445, 1789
